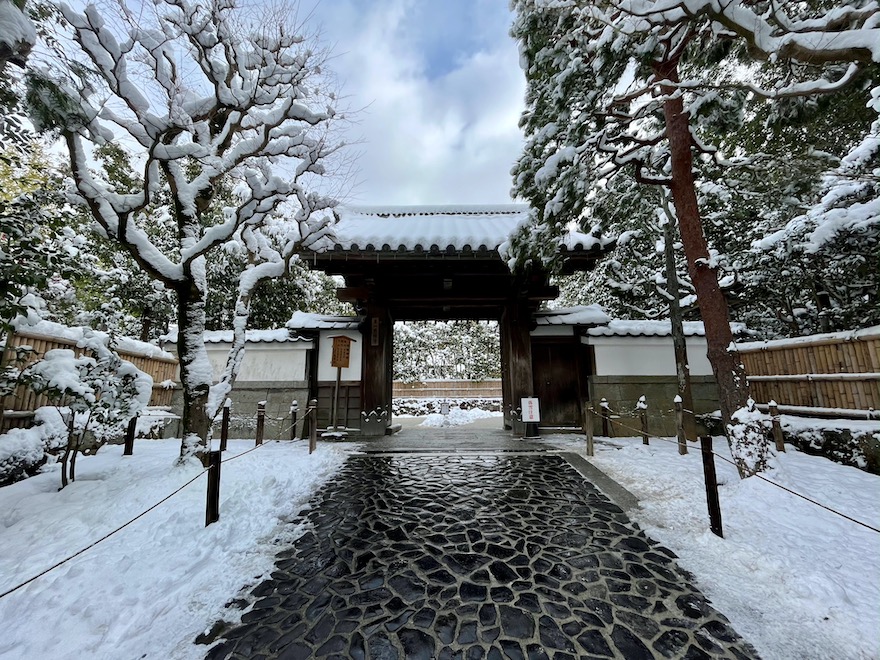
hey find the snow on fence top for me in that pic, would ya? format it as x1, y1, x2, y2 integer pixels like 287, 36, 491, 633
737, 325, 880, 351
308, 205, 608, 254
286, 312, 363, 331
11, 319, 175, 361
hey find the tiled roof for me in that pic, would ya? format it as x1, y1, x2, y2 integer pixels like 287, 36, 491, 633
308, 205, 610, 254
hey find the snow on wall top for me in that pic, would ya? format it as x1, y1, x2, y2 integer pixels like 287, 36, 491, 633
12, 319, 175, 360
737, 325, 880, 351
587, 320, 748, 338
309, 205, 607, 254
286, 312, 363, 331
535, 305, 611, 326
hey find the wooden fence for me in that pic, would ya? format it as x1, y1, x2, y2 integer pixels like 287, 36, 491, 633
738, 327, 880, 414
2, 330, 178, 432
393, 379, 502, 399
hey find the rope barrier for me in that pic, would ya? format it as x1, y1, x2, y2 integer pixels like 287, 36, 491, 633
0, 466, 210, 601
0, 405, 322, 602
590, 409, 880, 535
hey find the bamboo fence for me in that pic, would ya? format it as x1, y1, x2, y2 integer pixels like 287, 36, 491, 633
2, 330, 178, 430
737, 327, 880, 414
393, 379, 503, 399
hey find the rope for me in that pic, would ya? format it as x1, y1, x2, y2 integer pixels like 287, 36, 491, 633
1, 407, 323, 602
0, 466, 210, 601
589, 411, 880, 535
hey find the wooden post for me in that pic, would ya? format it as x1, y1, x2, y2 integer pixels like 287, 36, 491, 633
700, 436, 723, 538
123, 415, 137, 456
675, 397, 688, 455
769, 400, 785, 452
600, 398, 610, 437
290, 400, 298, 441
332, 365, 342, 430
205, 449, 221, 527
308, 398, 317, 454
255, 401, 265, 446
220, 399, 231, 452
638, 396, 649, 445
584, 405, 594, 457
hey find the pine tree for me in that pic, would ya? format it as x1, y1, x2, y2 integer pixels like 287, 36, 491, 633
510, 0, 880, 476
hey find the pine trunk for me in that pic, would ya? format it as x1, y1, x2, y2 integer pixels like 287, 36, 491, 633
655, 57, 769, 476
176, 280, 212, 466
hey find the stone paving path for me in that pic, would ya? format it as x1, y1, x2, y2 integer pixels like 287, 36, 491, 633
202, 449, 758, 659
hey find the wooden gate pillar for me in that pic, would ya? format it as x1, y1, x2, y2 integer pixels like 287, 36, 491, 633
501, 302, 534, 435
361, 302, 393, 435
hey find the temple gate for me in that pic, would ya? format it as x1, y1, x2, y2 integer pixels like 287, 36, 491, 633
302, 205, 610, 435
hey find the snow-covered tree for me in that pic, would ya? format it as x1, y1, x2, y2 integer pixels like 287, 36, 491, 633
510, 0, 880, 476
0, 141, 77, 344
394, 321, 501, 382
31, 0, 343, 464
0, 0, 35, 74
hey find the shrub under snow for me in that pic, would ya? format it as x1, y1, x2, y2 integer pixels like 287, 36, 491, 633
0, 407, 67, 487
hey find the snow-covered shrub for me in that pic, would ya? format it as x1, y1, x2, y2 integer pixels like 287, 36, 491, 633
0, 406, 67, 487
782, 423, 880, 475
18, 330, 152, 488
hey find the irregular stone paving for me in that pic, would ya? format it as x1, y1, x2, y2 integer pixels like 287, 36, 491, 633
203, 454, 758, 659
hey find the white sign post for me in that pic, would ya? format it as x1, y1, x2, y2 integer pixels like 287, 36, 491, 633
521, 397, 540, 439
521, 397, 540, 422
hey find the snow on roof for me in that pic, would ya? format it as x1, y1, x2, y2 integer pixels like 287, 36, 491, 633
12, 319, 175, 360
286, 312, 363, 331
587, 320, 749, 337
202, 329, 308, 344
737, 325, 880, 351
535, 305, 611, 326
308, 205, 609, 254
161, 328, 309, 344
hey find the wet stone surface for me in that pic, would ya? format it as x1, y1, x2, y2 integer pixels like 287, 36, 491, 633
203, 454, 758, 659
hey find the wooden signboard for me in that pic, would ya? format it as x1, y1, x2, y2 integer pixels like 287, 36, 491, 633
331, 335, 354, 369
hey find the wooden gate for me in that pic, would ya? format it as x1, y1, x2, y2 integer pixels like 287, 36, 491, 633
531, 338, 586, 427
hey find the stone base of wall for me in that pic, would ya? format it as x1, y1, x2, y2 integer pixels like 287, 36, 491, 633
588, 375, 719, 438
169, 381, 311, 441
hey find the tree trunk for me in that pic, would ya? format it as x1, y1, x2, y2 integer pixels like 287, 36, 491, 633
656, 58, 746, 423
69, 436, 79, 483
176, 280, 212, 466
662, 209, 697, 441
655, 57, 769, 477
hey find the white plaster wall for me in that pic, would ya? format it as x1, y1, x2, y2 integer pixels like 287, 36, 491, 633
584, 336, 713, 376
317, 329, 363, 381
204, 341, 312, 382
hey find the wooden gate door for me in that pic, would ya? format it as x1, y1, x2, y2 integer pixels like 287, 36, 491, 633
531, 339, 582, 427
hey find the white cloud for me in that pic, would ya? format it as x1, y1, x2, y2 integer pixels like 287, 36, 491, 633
311, 0, 526, 205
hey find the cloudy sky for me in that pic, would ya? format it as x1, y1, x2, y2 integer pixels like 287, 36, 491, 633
307, 0, 526, 206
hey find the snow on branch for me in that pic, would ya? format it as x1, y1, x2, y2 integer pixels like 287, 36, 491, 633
610, 0, 880, 64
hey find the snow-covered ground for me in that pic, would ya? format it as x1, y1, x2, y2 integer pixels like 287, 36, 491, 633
417, 407, 503, 427
0, 439, 351, 660
590, 435, 880, 660
0, 422, 877, 659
